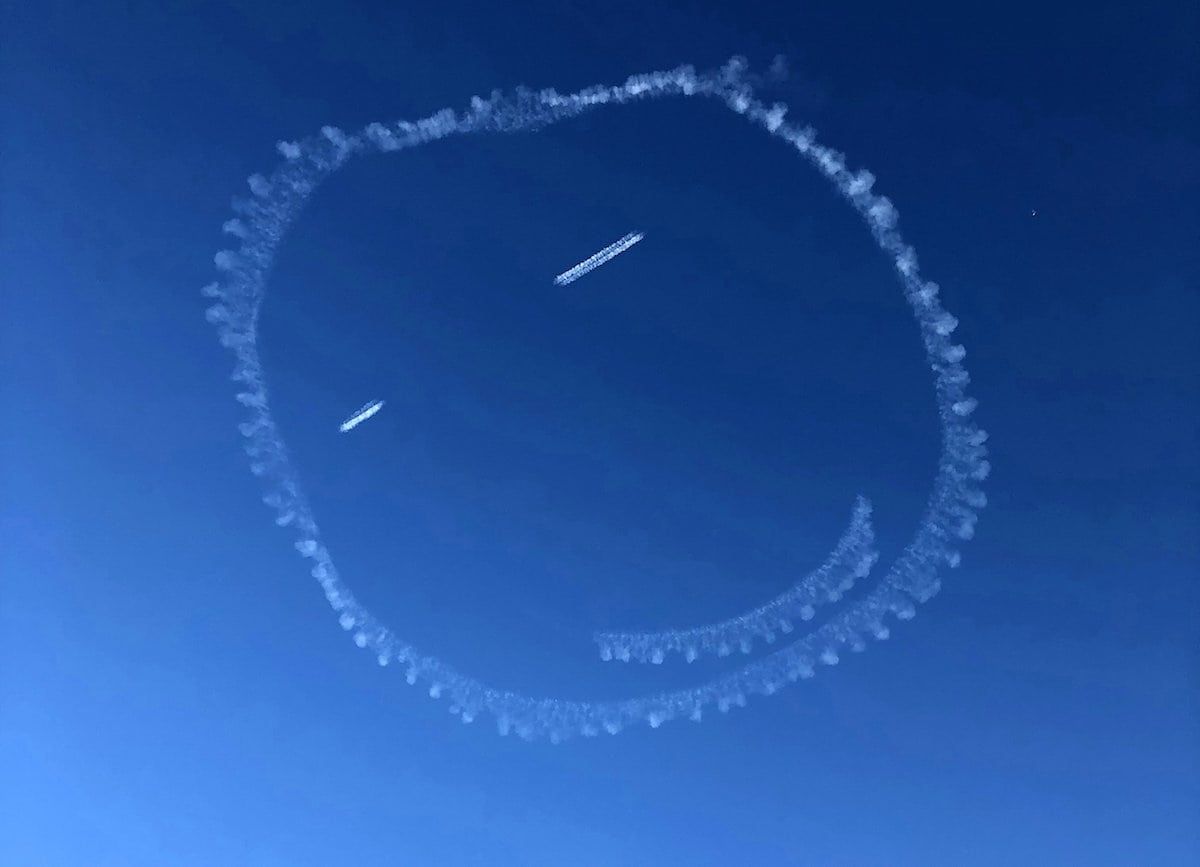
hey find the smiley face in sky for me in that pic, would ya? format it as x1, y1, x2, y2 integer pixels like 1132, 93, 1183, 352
204, 58, 988, 742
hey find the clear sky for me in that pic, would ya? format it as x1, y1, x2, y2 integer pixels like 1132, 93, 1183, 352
3, 1, 1197, 864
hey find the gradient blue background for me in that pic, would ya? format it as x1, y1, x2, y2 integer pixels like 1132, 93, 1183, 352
3, 2, 1197, 864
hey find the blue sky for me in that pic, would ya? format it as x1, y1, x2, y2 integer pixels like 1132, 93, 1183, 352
2, 1, 1197, 864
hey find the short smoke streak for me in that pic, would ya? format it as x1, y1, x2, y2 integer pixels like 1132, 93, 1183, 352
339, 400, 384, 433
554, 232, 644, 285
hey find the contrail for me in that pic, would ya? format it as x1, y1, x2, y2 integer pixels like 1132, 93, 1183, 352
553, 232, 643, 285
339, 400, 384, 433
202, 58, 988, 742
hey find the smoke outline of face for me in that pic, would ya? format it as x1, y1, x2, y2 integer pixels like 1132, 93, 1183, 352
203, 57, 989, 743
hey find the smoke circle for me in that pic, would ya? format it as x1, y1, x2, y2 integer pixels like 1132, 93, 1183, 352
203, 59, 988, 742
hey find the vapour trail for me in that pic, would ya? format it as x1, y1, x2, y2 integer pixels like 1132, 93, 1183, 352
553, 232, 644, 285
594, 496, 878, 664
339, 400, 384, 433
202, 58, 988, 742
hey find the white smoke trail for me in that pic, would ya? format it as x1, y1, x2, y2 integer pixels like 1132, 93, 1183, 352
202, 58, 988, 742
339, 400, 384, 433
594, 496, 878, 664
553, 232, 644, 285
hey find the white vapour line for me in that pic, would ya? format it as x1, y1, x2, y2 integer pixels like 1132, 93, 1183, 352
593, 496, 878, 664
553, 232, 644, 285
202, 57, 988, 743
339, 400, 384, 433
